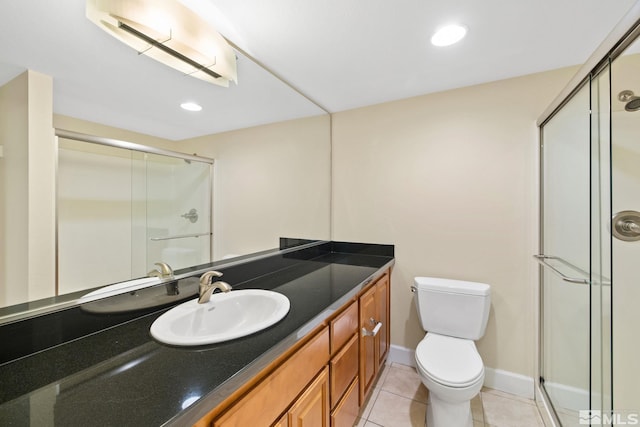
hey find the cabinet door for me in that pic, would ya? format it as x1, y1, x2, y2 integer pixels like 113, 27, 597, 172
359, 285, 377, 403
213, 328, 329, 427
330, 378, 359, 427
288, 367, 329, 427
376, 274, 390, 366
359, 272, 392, 404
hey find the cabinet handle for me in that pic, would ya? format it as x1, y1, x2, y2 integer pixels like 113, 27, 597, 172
362, 321, 382, 337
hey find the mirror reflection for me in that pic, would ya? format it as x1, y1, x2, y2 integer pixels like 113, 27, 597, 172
0, 0, 330, 314
57, 135, 214, 294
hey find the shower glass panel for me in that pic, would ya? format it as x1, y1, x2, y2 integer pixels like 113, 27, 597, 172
538, 5, 640, 425
141, 153, 212, 273
611, 36, 640, 418
540, 83, 591, 425
540, 67, 615, 426
58, 138, 212, 295
58, 139, 135, 293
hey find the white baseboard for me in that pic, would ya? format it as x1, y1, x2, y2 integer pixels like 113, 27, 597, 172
387, 344, 416, 367
484, 367, 535, 400
388, 345, 535, 400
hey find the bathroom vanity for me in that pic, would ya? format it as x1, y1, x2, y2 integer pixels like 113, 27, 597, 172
0, 241, 393, 427
202, 268, 390, 427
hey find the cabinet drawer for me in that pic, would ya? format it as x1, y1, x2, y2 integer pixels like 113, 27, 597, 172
330, 300, 358, 355
213, 327, 329, 427
330, 333, 358, 408
330, 377, 359, 427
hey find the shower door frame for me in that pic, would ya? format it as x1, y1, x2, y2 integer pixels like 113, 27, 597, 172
537, 78, 592, 426
536, 3, 640, 425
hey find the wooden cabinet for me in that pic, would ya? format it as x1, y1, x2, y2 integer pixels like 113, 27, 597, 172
359, 272, 390, 403
376, 273, 390, 366
329, 334, 358, 408
212, 328, 329, 427
328, 300, 360, 427
274, 414, 289, 427
288, 367, 330, 427
330, 378, 359, 427
329, 301, 358, 355
200, 269, 391, 427
358, 285, 378, 403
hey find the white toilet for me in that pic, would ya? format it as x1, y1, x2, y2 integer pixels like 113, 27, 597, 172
412, 277, 491, 427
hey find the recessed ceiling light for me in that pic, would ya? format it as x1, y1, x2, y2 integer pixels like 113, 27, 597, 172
180, 102, 202, 112
431, 24, 467, 47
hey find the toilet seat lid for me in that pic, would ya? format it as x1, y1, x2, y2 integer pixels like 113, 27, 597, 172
415, 333, 484, 387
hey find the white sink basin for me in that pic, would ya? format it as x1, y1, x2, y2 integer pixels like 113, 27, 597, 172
150, 289, 290, 346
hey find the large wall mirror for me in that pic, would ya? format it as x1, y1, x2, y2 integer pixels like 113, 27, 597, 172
0, 0, 331, 318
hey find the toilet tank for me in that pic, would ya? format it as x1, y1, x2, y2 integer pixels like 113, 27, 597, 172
413, 277, 491, 340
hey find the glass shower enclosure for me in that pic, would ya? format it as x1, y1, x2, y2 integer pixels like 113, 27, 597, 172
57, 131, 213, 295
538, 74, 611, 426
537, 3, 640, 425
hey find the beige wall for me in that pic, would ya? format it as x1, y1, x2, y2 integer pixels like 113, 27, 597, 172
331, 67, 576, 378
180, 115, 331, 260
0, 71, 55, 306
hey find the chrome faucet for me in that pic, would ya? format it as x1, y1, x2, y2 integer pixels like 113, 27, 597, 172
198, 271, 232, 304
148, 262, 174, 280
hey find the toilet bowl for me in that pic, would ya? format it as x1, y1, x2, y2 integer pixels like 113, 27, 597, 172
411, 277, 491, 427
416, 333, 484, 427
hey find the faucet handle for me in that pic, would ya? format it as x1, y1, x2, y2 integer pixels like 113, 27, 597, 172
197, 272, 231, 304
148, 262, 174, 280
155, 262, 174, 276
199, 270, 223, 286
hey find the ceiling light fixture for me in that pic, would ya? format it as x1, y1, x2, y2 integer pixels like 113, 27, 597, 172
180, 102, 202, 112
431, 24, 467, 47
86, 0, 238, 87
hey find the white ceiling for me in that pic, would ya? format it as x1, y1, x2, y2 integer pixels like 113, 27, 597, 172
0, 0, 637, 140
205, 0, 640, 112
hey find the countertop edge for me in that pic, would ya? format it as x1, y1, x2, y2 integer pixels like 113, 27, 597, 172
167, 259, 395, 426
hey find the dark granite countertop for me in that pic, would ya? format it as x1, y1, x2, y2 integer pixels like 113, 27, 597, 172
0, 242, 394, 427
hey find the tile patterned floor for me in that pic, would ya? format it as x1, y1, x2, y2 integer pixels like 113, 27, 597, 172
354, 363, 546, 427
